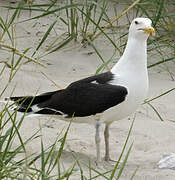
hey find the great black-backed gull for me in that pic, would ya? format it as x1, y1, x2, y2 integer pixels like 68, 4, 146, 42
6, 17, 154, 163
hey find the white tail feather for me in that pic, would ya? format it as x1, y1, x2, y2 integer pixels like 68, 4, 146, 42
0, 98, 18, 111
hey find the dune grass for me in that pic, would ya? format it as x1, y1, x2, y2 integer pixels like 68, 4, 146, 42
0, 0, 174, 179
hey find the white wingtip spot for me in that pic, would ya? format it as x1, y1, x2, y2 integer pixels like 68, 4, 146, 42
91, 80, 98, 84
31, 105, 41, 112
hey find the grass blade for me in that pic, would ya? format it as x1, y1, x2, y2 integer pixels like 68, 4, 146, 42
32, 19, 57, 57
77, 7, 120, 50
147, 102, 164, 121
19, 3, 87, 22
148, 56, 175, 68
48, 34, 76, 54
144, 88, 175, 104
116, 142, 133, 180
110, 118, 135, 179
87, 37, 109, 70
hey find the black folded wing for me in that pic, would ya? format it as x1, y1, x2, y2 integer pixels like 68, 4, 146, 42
37, 72, 128, 117
9, 72, 128, 117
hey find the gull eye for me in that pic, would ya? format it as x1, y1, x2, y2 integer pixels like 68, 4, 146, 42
135, 21, 139, 25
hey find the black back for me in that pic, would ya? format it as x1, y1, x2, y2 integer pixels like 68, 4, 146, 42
11, 72, 128, 117
37, 72, 128, 117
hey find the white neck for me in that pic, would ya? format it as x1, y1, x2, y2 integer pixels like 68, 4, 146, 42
111, 37, 147, 74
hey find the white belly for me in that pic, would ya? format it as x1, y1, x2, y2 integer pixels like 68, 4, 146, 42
102, 95, 142, 124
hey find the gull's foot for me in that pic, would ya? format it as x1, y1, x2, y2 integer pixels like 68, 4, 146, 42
103, 156, 121, 168
104, 155, 119, 163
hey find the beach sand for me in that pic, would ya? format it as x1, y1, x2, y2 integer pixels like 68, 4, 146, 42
0, 0, 175, 179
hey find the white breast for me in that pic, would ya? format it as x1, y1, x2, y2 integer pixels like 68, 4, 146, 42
102, 70, 148, 124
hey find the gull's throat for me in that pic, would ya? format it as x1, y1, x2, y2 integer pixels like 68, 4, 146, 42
111, 37, 147, 74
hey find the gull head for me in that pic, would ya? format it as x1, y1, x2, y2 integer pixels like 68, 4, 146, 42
129, 17, 155, 40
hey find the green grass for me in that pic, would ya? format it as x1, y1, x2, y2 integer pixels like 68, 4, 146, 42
0, 0, 174, 179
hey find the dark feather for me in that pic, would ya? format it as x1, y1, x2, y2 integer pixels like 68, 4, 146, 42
38, 83, 127, 117
9, 71, 128, 117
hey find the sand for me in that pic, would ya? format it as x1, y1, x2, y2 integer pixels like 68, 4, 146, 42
0, 0, 175, 179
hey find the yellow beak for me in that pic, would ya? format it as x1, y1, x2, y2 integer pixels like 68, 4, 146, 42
139, 26, 155, 36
